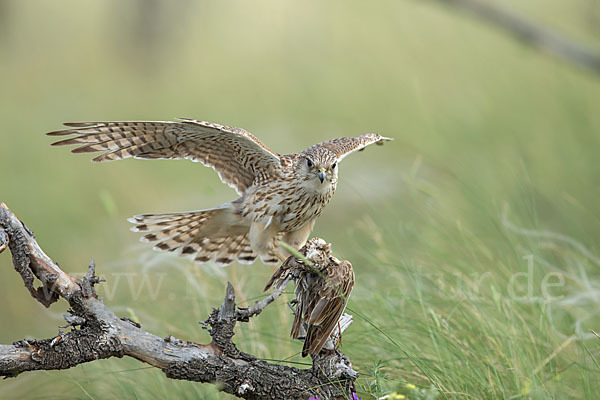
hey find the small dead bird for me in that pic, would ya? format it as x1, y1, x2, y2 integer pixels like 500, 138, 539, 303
264, 238, 354, 357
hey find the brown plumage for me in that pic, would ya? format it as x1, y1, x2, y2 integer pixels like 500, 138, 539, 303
48, 118, 391, 266
265, 238, 355, 357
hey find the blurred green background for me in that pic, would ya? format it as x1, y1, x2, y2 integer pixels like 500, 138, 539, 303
1, 0, 599, 399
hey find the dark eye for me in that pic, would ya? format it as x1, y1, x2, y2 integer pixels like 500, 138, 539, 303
306, 159, 313, 167
331, 162, 337, 169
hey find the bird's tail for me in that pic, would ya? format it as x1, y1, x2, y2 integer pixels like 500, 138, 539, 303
302, 325, 329, 357
129, 205, 258, 266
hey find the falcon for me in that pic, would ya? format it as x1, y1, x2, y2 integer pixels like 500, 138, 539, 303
264, 238, 354, 357
47, 119, 391, 266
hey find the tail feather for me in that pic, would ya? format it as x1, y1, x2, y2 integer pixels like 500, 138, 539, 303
129, 207, 264, 266
213, 235, 254, 266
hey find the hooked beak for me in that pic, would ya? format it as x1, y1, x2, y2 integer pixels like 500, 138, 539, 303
317, 170, 325, 183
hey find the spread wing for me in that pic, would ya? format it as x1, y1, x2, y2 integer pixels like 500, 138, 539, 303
47, 118, 281, 195
302, 260, 354, 357
315, 133, 392, 162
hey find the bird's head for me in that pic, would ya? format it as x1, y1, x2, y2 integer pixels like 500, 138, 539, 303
297, 147, 338, 188
303, 237, 332, 268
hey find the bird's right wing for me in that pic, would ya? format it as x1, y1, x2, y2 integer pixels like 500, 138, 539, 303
48, 119, 282, 195
313, 133, 392, 162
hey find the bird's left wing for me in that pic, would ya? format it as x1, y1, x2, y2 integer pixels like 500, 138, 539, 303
313, 133, 392, 162
47, 119, 282, 195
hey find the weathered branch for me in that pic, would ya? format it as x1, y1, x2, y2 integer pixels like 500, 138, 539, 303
0, 203, 357, 400
431, 0, 600, 75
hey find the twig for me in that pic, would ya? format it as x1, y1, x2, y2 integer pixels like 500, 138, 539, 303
431, 0, 600, 75
236, 276, 292, 321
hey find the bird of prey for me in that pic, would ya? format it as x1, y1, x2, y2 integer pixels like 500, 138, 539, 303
264, 238, 354, 357
47, 119, 391, 266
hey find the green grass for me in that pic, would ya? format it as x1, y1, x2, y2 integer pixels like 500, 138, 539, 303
1, 1, 599, 399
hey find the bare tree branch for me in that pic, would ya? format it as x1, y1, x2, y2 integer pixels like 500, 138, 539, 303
0, 203, 357, 400
430, 0, 600, 74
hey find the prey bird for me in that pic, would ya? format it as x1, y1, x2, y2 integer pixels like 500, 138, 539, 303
48, 119, 391, 266
264, 238, 354, 357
